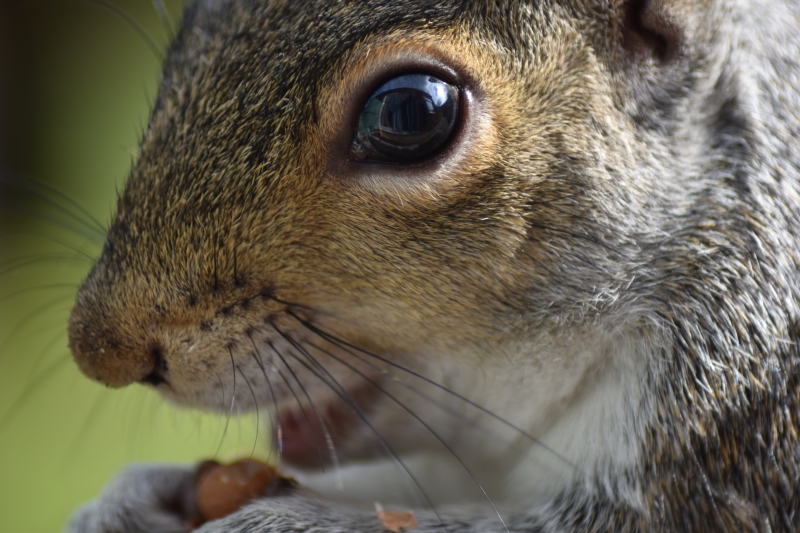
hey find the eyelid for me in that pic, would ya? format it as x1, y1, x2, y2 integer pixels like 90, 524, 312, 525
364, 71, 460, 100
311, 37, 497, 198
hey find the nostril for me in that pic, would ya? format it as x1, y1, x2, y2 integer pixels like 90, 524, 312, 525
141, 370, 167, 386
140, 345, 169, 386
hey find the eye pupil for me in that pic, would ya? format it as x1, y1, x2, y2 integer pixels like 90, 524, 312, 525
382, 91, 428, 133
352, 73, 459, 163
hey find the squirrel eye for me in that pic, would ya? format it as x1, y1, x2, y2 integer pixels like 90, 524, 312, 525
350, 73, 460, 164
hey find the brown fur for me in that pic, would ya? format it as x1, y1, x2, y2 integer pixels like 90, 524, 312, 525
68, 0, 800, 531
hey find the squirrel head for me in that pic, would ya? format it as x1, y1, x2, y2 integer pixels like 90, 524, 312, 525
68, 0, 723, 476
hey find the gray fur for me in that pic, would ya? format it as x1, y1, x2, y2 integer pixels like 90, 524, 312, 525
65, 0, 800, 532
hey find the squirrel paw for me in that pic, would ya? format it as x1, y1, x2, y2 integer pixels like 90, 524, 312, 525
193, 494, 388, 533
63, 464, 199, 533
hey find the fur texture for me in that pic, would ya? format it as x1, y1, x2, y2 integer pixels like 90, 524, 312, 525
67, 0, 800, 531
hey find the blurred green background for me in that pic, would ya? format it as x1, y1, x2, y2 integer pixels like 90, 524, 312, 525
0, 2, 264, 531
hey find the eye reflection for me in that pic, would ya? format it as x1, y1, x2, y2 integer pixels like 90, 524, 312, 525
351, 73, 460, 164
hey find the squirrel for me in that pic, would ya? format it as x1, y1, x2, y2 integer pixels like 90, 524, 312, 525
64, 0, 800, 531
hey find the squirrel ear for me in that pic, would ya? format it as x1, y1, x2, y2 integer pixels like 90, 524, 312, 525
622, 0, 684, 62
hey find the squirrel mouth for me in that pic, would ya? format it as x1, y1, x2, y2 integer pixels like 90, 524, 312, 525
275, 379, 381, 468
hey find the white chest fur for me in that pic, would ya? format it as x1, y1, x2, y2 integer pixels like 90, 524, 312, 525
286, 329, 658, 513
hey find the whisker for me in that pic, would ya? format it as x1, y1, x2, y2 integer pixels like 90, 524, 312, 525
0, 355, 72, 430
81, 0, 164, 60
302, 333, 554, 460
212, 359, 235, 460
0, 207, 103, 247
1, 297, 74, 351
237, 365, 260, 465
249, 334, 281, 466
150, 0, 175, 39
302, 340, 488, 433
274, 362, 330, 468
59, 389, 111, 472
0, 254, 92, 278
286, 309, 580, 474
266, 340, 328, 473
0, 309, 72, 382
25, 329, 71, 383
0, 231, 99, 260
212, 372, 228, 459
303, 340, 529, 461
0, 170, 107, 243
264, 332, 449, 533
269, 325, 343, 485
0, 285, 78, 306
127, 385, 153, 458
279, 329, 508, 532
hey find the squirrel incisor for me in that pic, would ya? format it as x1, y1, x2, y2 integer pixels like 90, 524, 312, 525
66, 0, 800, 531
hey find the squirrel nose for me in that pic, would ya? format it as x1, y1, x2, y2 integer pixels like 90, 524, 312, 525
139, 347, 168, 386
68, 308, 167, 388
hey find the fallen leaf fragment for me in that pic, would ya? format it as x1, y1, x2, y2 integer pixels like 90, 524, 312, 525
375, 502, 417, 532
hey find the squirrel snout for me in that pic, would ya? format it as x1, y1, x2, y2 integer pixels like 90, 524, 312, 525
68, 306, 166, 389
